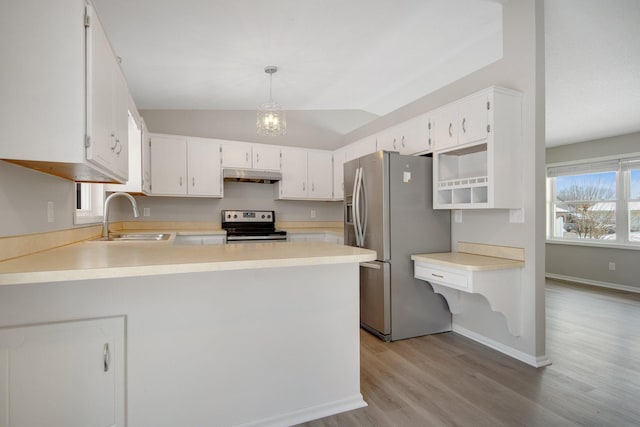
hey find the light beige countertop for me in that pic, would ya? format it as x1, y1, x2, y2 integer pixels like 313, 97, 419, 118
411, 252, 524, 271
411, 242, 525, 272
0, 241, 375, 286
285, 227, 343, 236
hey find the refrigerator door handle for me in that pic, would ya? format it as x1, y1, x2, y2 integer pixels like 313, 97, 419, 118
359, 167, 367, 246
353, 167, 362, 247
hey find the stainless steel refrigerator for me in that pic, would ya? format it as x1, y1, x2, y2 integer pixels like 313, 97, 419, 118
344, 151, 451, 341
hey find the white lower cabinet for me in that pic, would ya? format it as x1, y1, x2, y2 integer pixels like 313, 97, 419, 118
0, 317, 125, 427
150, 134, 222, 197
277, 148, 333, 200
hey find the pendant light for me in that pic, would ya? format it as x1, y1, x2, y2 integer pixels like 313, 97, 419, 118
257, 66, 286, 136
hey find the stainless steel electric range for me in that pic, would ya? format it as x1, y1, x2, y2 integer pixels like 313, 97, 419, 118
221, 210, 287, 243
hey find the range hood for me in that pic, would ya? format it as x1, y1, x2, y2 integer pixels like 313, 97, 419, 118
223, 168, 282, 184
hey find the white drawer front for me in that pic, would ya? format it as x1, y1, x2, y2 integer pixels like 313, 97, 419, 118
415, 264, 469, 291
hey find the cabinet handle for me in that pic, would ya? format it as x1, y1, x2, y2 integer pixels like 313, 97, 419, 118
192, 177, 195, 187
256, 153, 260, 163
312, 183, 315, 192
179, 176, 183, 186
428, 137, 432, 146
246, 152, 249, 162
431, 273, 444, 278
448, 123, 453, 137
302, 182, 306, 192
110, 132, 117, 150
401, 136, 405, 148
103, 343, 111, 372
115, 141, 122, 155
393, 138, 397, 150
462, 117, 467, 133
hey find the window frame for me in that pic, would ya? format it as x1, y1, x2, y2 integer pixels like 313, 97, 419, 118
74, 182, 104, 225
546, 153, 640, 250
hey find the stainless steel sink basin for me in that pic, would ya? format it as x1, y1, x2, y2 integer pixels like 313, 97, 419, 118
92, 233, 172, 242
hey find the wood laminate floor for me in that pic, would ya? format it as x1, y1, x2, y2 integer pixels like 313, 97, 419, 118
299, 280, 640, 427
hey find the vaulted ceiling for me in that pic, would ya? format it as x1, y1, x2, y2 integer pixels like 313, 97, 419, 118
92, 0, 640, 147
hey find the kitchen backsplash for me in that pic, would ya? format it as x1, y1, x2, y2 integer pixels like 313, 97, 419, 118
110, 181, 343, 223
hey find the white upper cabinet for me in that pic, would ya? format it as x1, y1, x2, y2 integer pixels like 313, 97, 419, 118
150, 135, 222, 197
430, 104, 459, 151
277, 148, 333, 200
332, 146, 347, 200
221, 143, 280, 171
278, 147, 308, 199
0, 0, 130, 183
307, 150, 333, 199
433, 86, 522, 209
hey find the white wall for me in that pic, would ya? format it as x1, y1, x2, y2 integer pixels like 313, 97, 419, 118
546, 131, 640, 291
0, 161, 75, 238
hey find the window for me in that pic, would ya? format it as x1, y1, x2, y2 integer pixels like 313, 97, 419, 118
74, 182, 104, 224
547, 156, 640, 246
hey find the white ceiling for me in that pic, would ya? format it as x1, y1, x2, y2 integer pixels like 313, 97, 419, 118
545, 0, 640, 147
92, 0, 640, 148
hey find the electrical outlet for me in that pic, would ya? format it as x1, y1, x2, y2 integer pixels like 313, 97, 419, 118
609, 262, 616, 271
310, 209, 316, 219
454, 210, 462, 223
143, 207, 151, 217
47, 201, 54, 223
509, 208, 524, 223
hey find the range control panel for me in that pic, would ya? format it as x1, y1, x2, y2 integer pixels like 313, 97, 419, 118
221, 210, 275, 223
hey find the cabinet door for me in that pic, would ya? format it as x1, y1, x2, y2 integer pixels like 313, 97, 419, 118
377, 129, 399, 152
187, 140, 222, 196
457, 92, 489, 145
252, 145, 280, 171
0, 317, 125, 427
86, 7, 116, 174
278, 147, 308, 199
150, 136, 187, 195
332, 147, 346, 200
221, 144, 251, 168
109, 67, 129, 180
403, 115, 432, 155
307, 150, 333, 199
431, 105, 457, 151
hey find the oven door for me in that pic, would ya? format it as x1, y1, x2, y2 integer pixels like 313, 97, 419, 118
226, 234, 288, 244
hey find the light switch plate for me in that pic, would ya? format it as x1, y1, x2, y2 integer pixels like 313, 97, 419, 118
509, 208, 524, 223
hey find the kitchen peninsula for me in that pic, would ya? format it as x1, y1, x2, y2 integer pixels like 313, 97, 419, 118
0, 240, 375, 426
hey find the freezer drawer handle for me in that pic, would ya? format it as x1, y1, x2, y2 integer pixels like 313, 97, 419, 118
361, 262, 381, 269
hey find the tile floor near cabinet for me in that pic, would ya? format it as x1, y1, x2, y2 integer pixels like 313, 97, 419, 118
300, 280, 640, 426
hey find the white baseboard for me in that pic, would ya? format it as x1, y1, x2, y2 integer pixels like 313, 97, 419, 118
546, 273, 640, 294
237, 394, 367, 427
453, 325, 552, 368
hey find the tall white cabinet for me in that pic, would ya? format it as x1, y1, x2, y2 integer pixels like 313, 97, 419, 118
433, 87, 522, 209
0, 0, 129, 183
0, 317, 125, 427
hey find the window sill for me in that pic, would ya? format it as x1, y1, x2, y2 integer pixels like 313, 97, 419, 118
546, 239, 640, 251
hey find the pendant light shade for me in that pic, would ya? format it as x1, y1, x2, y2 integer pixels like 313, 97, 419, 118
257, 66, 286, 136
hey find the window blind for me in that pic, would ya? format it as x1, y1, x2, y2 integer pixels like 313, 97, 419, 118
547, 160, 620, 177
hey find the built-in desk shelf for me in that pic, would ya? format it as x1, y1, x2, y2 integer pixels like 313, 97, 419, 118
411, 242, 524, 336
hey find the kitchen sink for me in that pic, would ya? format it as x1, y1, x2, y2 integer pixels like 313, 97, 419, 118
92, 233, 172, 242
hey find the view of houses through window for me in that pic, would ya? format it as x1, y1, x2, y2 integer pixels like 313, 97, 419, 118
548, 157, 640, 245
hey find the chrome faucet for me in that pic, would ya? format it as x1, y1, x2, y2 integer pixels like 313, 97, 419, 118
103, 192, 140, 238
